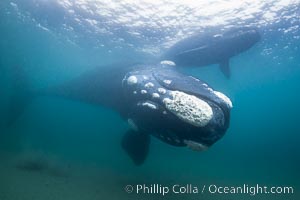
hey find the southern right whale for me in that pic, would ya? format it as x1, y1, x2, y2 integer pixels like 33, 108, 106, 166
162, 27, 261, 78
7, 61, 232, 165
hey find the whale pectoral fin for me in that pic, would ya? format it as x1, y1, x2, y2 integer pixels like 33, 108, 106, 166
121, 130, 150, 165
219, 59, 231, 79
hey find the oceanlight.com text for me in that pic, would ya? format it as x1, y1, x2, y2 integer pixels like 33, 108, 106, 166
124, 183, 294, 196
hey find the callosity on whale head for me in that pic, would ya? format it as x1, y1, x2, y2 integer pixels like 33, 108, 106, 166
122, 61, 232, 154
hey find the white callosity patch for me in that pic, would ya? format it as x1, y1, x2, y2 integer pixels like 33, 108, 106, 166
142, 102, 157, 110
152, 93, 160, 98
160, 60, 176, 66
141, 90, 147, 94
163, 80, 172, 85
184, 140, 208, 151
158, 87, 166, 94
163, 91, 213, 127
214, 91, 233, 108
127, 75, 138, 85
128, 118, 138, 131
145, 82, 154, 88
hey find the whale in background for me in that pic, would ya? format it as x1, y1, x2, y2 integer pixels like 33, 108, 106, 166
162, 27, 261, 78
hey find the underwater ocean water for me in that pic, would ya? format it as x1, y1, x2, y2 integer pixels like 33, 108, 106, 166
0, 0, 300, 200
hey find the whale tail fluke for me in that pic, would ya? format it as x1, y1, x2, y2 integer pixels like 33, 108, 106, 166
121, 130, 150, 165
219, 59, 231, 79
6, 65, 34, 127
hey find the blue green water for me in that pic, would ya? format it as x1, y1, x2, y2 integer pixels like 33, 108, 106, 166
0, 1, 299, 200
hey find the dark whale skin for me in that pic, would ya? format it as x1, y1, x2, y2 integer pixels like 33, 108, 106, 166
162, 27, 261, 78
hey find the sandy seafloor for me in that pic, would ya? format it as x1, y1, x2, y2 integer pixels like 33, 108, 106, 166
0, 99, 299, 200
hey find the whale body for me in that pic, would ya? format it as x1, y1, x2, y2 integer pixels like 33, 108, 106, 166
8, 61, 232, 165
162, 27, 261, 78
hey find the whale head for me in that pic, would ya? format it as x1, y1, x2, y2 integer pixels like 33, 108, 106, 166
122, 62, 232, 152
223, 27, 261, 53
